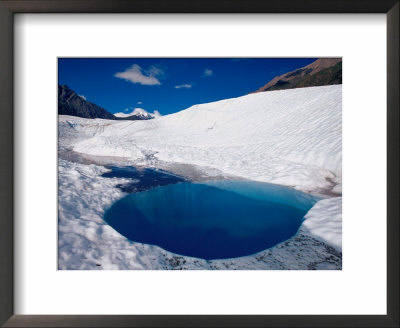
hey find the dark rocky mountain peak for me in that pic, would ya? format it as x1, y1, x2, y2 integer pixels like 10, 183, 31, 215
58, 85, 116, 120
252, 58, 342, 93
58, 85, 156, 121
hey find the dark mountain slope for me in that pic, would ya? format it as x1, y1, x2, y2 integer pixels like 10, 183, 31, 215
252, 58, 342, 93
58, 85, 116, 120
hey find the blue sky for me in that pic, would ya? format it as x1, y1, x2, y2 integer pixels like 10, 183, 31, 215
58, 58, 317, 116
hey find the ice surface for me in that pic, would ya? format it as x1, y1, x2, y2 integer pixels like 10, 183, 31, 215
303, 197, 342, 251
69, 85, 341, 192
58, 85, 342, 269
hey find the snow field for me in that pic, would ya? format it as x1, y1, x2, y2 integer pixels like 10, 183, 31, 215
58, 85, 342, 269
72, 85, 342, 192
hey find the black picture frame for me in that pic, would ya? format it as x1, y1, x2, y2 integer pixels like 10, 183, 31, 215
0, 1, 398, 327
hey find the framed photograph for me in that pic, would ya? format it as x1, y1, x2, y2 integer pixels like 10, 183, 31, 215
0, 0, 398, 327
57, 56, 343, 271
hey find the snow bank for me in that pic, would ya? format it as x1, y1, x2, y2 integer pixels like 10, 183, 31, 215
71, 85, 342, 192
303, 197, 342, 251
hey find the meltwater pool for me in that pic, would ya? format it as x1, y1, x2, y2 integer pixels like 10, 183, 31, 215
104, 180, 320, 260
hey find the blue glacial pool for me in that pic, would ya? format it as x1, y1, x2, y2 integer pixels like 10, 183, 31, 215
104, 180, 321, 260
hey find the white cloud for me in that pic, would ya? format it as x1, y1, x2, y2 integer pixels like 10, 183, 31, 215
203, 68, 213, 77
137, 101, 142, 105
114, 64, 163, 85
174, 84, 192, 89
147, 66, 163, 77
78, 94, 87, 100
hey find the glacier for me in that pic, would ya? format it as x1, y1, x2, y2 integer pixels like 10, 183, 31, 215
72, 85, 341, 192
58, 85, 342, 269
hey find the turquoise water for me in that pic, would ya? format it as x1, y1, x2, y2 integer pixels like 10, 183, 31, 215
104, 180, 320, 260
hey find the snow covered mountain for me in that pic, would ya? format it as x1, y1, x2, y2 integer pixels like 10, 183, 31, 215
59, 85, 157, 121
114, 108, 160, 120
67, 85, 341, 193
